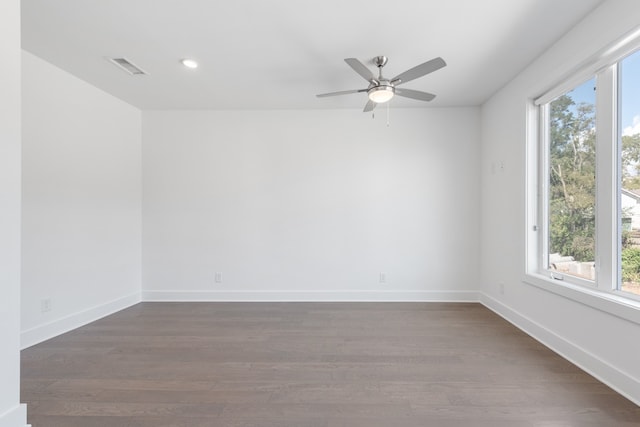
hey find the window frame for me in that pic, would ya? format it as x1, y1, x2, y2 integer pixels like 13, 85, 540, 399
525, 28, 640, 325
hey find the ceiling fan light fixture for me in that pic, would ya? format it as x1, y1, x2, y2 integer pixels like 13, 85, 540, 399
368, 86, 394, 103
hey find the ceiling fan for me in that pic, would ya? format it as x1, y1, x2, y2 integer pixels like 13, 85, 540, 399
316, 56, 446, 112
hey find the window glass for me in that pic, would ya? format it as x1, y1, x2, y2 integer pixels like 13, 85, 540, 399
547, 78, 596, 281
619, 49, 640, 296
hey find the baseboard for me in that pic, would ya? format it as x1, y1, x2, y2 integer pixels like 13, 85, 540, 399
21, 292, 141, 349
0, 404, 28, 427
142, 290, 480, 302
480, 292, 640, 406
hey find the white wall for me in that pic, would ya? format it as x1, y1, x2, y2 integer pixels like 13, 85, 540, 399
480, 0, 640, 405
0, 0, 28, 425
143, 108, 480, 301
21, 51, 142, 348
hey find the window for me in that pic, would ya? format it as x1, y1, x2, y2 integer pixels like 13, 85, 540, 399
620, 50, 640, 296
531, 48, 640, 301
545, 78, 597, 283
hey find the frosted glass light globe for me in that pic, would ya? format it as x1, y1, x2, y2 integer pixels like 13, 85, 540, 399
368, 86, 394, 103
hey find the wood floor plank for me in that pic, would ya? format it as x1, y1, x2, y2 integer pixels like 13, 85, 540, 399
21, 302, 640, 426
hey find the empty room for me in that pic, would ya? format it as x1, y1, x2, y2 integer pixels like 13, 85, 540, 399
2, 0, 640, 426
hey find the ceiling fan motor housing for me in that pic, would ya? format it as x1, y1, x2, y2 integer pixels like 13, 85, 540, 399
368, 83, 394, 103
367, 56, 394, 103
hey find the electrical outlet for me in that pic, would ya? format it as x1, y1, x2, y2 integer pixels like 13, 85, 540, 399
215, 272, 222, 283
379, 272, 387, 284
41, 298, 52, 313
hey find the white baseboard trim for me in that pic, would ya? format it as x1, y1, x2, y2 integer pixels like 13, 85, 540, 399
480, 292, 640, 407
0, 404, 28, 427
142, 290, 480, 302
21, 292, 141, 350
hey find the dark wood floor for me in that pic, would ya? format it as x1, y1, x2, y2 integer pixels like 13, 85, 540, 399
21, 302, 640, 426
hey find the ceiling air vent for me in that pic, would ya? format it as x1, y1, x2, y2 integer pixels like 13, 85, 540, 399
107, 57, 148, 76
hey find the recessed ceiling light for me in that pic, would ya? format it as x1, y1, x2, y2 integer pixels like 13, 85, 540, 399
181, 59, 198, 69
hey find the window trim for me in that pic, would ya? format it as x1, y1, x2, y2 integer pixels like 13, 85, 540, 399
523, 273, 640, 326
595, 65, 618, 293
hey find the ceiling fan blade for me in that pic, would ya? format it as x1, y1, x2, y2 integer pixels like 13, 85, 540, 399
394, 88, 436, 102
391, 57, 446, 86
363, 100, 376, 112
345, 58, 375, 82
316, 89, 367, 98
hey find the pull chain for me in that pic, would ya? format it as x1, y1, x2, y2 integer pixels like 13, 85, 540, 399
386, 102, 390, 127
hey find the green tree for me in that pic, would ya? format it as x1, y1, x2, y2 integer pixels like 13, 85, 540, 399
548, 95, 596, 261
622, 133, 640, 185
622, 247, 640, 282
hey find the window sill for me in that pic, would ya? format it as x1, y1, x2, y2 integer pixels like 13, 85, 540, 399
523, 273, 640, 326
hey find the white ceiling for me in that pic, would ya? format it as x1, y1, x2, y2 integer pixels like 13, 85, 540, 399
21, 0, 604, 110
